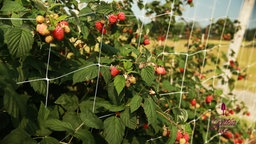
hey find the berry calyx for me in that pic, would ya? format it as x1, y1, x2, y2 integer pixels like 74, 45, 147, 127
36, 15, 45, 24
108, 14, 118, 24
205, 95, 213, 103
110, 66, 120, 77
52, 26, 65, 41
156, 66, 166, 75
117, 12, 126, 21
190, 99, 196, 106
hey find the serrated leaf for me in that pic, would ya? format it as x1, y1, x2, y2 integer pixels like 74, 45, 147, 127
101, 43, 119, 56
143, 98, 157, 125
40, 137, 59, 144
167, 125, 177, 144
96, 3, 113, 14
6, 27, 33, 57
129, 94, 142, 113
123, 61, 133, 71
81, 25, 89, 39
0, 1, 28, 14
141, 66, 155, 85
107, 82, 120, 105
101, 66, 111, 84
0, 128, 36, 144
74, 128, 95, 144
120, 108, 137, 129
11, 13, 22, 27
63, 112, 82, 129
30, 78, 46, 95
114, 75, 126, 95
96, 99, 125, 112
46, 119, 73, 132
55, 94, 79, 111
103, 116, 125, 144
3, 87, 29, 119
80, 109, 103, 129
73, 64, 99, 83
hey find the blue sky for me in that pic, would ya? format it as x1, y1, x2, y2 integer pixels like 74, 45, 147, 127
129, 0, 256, 28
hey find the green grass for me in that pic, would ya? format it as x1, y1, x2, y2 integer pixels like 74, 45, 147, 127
148, 39, 256, 92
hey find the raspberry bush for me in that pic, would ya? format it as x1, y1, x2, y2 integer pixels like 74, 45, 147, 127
0, 0, 252, 144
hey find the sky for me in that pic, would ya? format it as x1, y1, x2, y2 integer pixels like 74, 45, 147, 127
102, 0, 256, 28
130, 0, 256, 28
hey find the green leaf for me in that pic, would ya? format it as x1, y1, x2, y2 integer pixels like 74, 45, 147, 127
55, 94, 79, 111
103, 116, 125, 144
172, 108, 188, 123
167, 125, 177, 144
129, 94, 142, 113
107, 82, 120, 105
11, 13, 22, 27
0, 128, 36, 144
0, 0, 28, 14
96, 99, 125, 112
80, 109, 103, 129
63, 112, 82, 129
114, 75, 126, 95
74, 128, 95, 144
101, 43, 119, 56
30, 78, 46, 95
120, 108, 137, 129
6, 27, 33, 57
3, 87, 29, 119
100, 66, 111, 84
46, 119, 73, 132
143, 97, 157, 125
141, 66, 155, 85
96, 3, 113, 14
73, 64, 99, 83
36, 103, 52, 136
40, 137, 59, 144
123, 61, 133, 71
214, 89, 223, 96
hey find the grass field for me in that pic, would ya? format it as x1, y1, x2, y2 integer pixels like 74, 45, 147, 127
149, 39, 256, 93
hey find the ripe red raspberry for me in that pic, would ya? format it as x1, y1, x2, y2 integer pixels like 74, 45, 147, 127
188, 0, 193, 4
108, 14, 118, 24
224, 131, 233, 139
59, 20, 69, 27
205, 95, 213, 103
110, 66, 120, 77
183, 132, 190, 141
95, 21, 104, 31
52, 26, 65, 41
179, 67, 184, 73
190, 99, 196, 106
176, 130, 183, 141
143, 123, 149, 129
156, 66, 166, 75
143, 39, 150, 45
117, 12, 126, 21
237, 75, 244, 80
